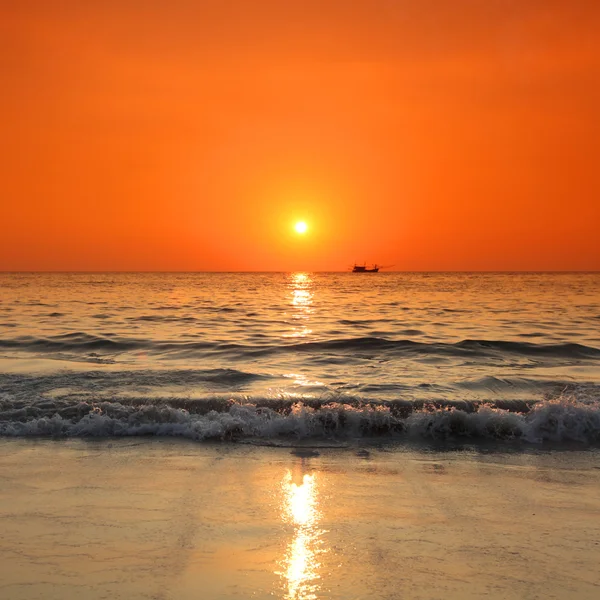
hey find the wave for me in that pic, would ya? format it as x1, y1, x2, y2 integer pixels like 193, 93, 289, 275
0, 397, 598, 444
453, 339, 600, 358
284, 337, 600, 359
1, 333, 599, 360
0, 333, 147, 352
0, 369, 265, 399
126, 315, 198, 323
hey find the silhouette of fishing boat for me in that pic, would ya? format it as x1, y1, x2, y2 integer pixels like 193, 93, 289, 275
352, 263, 380, 273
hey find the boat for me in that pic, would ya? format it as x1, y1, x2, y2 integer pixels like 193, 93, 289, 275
352, 263, 379, 273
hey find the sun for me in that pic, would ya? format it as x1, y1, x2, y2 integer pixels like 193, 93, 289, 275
294, 221, 308, 234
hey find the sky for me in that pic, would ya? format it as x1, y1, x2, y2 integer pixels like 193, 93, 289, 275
1, 0, 599, 271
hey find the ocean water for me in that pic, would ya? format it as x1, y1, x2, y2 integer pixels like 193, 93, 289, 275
1, 272, 599, 444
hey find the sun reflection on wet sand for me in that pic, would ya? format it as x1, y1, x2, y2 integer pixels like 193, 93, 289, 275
279, 470, 325, 600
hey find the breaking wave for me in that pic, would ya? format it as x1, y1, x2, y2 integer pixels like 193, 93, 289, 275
0, 396, 598, 445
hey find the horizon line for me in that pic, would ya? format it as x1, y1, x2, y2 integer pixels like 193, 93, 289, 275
1, 270, 599, 274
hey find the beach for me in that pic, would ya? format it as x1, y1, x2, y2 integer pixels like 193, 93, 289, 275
1, 438, 599, 600
3, 0, 599, 596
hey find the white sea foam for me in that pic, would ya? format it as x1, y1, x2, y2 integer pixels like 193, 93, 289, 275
1, 398, 598, 444
406, 399, 600, 443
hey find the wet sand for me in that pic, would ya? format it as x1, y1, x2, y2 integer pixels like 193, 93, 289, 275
0, 439, 599, 600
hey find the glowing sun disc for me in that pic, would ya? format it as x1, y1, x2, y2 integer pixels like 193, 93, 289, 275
294, 221, 308, 234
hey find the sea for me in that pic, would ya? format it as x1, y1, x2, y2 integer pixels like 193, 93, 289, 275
1, 271, 599, 445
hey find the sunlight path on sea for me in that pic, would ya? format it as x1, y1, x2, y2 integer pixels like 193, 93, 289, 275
285, 272, 314, 340
281, 272, 326, 393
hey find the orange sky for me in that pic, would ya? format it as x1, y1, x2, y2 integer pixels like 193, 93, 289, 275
1, 1, 599, 271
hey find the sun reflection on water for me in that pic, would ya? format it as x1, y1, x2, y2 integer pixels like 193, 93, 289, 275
279, 470, 325, 600
285, 273, 313, 339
